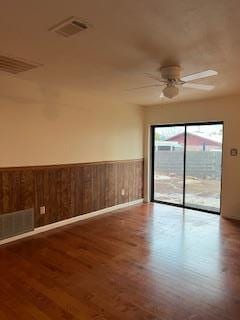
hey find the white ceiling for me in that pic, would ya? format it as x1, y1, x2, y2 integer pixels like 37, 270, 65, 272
0, 0, 240, 106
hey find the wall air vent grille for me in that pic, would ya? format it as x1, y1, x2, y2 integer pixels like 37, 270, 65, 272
0, 209, 34, 240
0, 55, 41, 74
49, 16, 90, 37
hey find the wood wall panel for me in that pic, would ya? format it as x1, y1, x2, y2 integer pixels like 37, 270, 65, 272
82, 165, 93, 214
105, 163, 117, 208
0, 170, 34, 214
0, 159, 143, 228
70, 167, 83, 218
137, 160, 144, 200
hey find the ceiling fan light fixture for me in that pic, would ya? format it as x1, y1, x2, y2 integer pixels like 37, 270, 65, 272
163, 85, 179, 99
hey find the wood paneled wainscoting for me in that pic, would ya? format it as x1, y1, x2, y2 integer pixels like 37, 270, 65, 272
0, 159, 143, 228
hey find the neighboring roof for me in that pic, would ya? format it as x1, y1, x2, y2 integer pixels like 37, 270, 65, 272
167, 132, 222, 146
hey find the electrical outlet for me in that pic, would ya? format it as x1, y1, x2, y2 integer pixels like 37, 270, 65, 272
121, 188, 125, 196
40, 206, 46, 215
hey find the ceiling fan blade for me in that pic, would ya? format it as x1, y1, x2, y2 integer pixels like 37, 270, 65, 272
183, 83, 215, 91
181, 70, 218, 82
144, 73, 166, 83
127, 84, 163, 90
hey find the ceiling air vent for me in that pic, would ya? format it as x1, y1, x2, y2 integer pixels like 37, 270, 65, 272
0, 54, 41, 74
49, 16, 90, 38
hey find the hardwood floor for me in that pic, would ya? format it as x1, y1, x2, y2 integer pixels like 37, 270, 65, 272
0, 203, 240, 320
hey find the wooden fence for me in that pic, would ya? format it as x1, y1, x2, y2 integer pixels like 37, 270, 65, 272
154, 151, 222, 178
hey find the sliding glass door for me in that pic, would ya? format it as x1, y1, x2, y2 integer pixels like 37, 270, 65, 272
185, 124, 223, 212
152, 122, 223, 214
152, 125, 185, 205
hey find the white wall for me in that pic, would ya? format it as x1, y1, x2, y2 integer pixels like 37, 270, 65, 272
0, 77, 143, 166
144, 95, 240, 220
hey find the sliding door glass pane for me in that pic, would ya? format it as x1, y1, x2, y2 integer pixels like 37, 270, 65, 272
153, 126, 185, 205
185, 124, 223, 212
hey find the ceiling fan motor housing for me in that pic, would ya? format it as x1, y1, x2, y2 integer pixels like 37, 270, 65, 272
160, 65, 181, 80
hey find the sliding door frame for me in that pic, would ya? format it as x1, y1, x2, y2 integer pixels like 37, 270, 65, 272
151, 121, 224, 215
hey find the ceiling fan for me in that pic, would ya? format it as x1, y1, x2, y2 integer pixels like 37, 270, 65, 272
133, 66, 218, 99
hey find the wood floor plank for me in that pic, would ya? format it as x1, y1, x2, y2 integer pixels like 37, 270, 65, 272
0, 203, 240, 319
